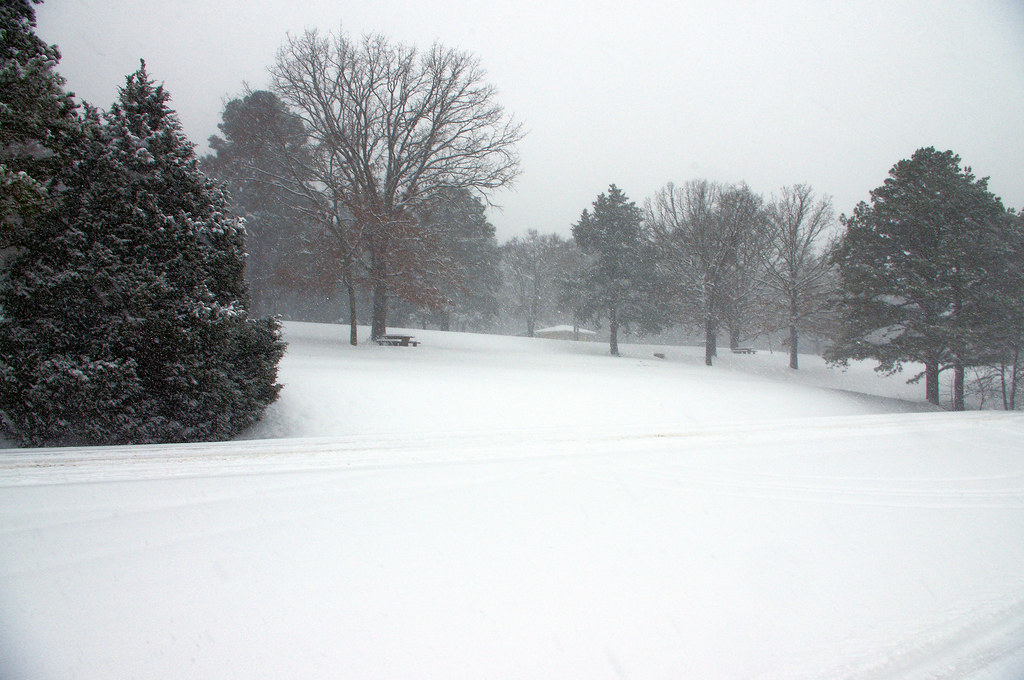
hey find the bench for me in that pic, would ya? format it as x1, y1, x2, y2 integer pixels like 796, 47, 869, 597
376, 334, 420, 347
731, 347, 756, 354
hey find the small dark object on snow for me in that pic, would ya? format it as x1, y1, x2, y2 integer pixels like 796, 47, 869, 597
377, 335, 421, 347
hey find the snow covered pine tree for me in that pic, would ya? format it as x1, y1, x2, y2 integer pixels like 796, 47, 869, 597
827, 147, 1009, 410
571, 185, 651, 357
0, 0, 78, 242
0, 63, 284, 446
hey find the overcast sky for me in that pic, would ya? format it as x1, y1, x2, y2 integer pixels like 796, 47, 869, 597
36, 0, 1024, 241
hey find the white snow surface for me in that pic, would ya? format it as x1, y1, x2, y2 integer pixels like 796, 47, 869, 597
2, 321, 1024, 679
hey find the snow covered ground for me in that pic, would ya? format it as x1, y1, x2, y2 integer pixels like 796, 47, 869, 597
2, 321, 1023, 679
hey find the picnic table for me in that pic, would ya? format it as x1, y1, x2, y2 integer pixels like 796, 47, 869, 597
731, 347, 757, 354
376, 334, 420, 347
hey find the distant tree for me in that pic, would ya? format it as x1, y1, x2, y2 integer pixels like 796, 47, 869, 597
207, 88, 367, 343
987, 209, 1024, 409
553, 238, 593, 336
500, 230, 571, 337
414, 188, 501, 332
647, 181, 763, 365
0, 0, 78, 246
827, 147, 1009, 409
761, 185, 836, 369
0, 64, 284, 446
572, 185, 650, 356
269, 28, 523, 340
203, 90, 322, 319
720, 206, 769, 352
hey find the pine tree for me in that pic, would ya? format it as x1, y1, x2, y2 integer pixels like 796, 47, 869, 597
0, 0, 78, 245
203, 90, 318, 318
827, 147, 1008, 409
984, 209, 1024, 409
571, 185, 650, 356
0, 64, 284, 446
415, 188, 501, 332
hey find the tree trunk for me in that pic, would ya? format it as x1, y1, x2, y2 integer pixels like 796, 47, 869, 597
729, 327, 740, 351
925, 361, 940, 406
952, 361, 965, 411
370, 254, 387, 340
345, 274, 358, 346
609, 307, 620, 356
704, 316, 716, 366
527, 290, 539, 338
789, 324, 799, 370
440, 311, 450, 332
1011, 346, 1021, 411
789, 297, 800, 369
1002, 362, 1010, 411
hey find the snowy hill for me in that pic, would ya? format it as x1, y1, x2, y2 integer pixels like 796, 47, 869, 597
243, 321, 938, 442
2, 322, 1023, 679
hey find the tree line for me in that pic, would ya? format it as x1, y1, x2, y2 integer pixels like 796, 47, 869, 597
215, 89, 1024, 413
3, 5, 1022, 450
200, 28, 1023, 412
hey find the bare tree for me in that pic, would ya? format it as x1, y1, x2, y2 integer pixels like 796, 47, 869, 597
721, 208, 769, 351
761, 185, 836, 369
269, 28, 523, 339
500, 230, 571, 337
209, 88, 369, 343
647, 181, 763, 365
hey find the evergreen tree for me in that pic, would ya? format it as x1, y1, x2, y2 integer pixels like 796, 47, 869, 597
203, 90, 319, 318
0, 64, 284, 446
0, 0, 78, 245
414, 188, 501, 332
986, 209, 1024, 409
571, 185, 651, 356
827, 147, 1008, 409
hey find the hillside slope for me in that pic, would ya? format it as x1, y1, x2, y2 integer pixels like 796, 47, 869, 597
243, 322, 937, 442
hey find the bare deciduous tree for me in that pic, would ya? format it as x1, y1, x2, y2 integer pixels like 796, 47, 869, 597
721, 209, 769, 351
269, 28, 523, 339
762, 184, 835, 369
647, 180, 763, 365
500, 230, 570, 337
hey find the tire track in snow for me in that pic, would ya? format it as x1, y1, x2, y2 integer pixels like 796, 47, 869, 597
2, 411, 1021, 486
0, 459, 564, 578
790, 590, 1024, 680
589, 461, 1024, 509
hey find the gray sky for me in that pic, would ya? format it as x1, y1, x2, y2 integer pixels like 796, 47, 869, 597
36, 0, 1024, 241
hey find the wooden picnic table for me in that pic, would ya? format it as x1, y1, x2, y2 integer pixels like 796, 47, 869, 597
376, 334, 420, 347
731, 347, 757, 354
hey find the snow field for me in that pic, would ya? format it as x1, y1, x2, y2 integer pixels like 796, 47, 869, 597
2, 322, 1023, 679
245, 322, 937, 443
